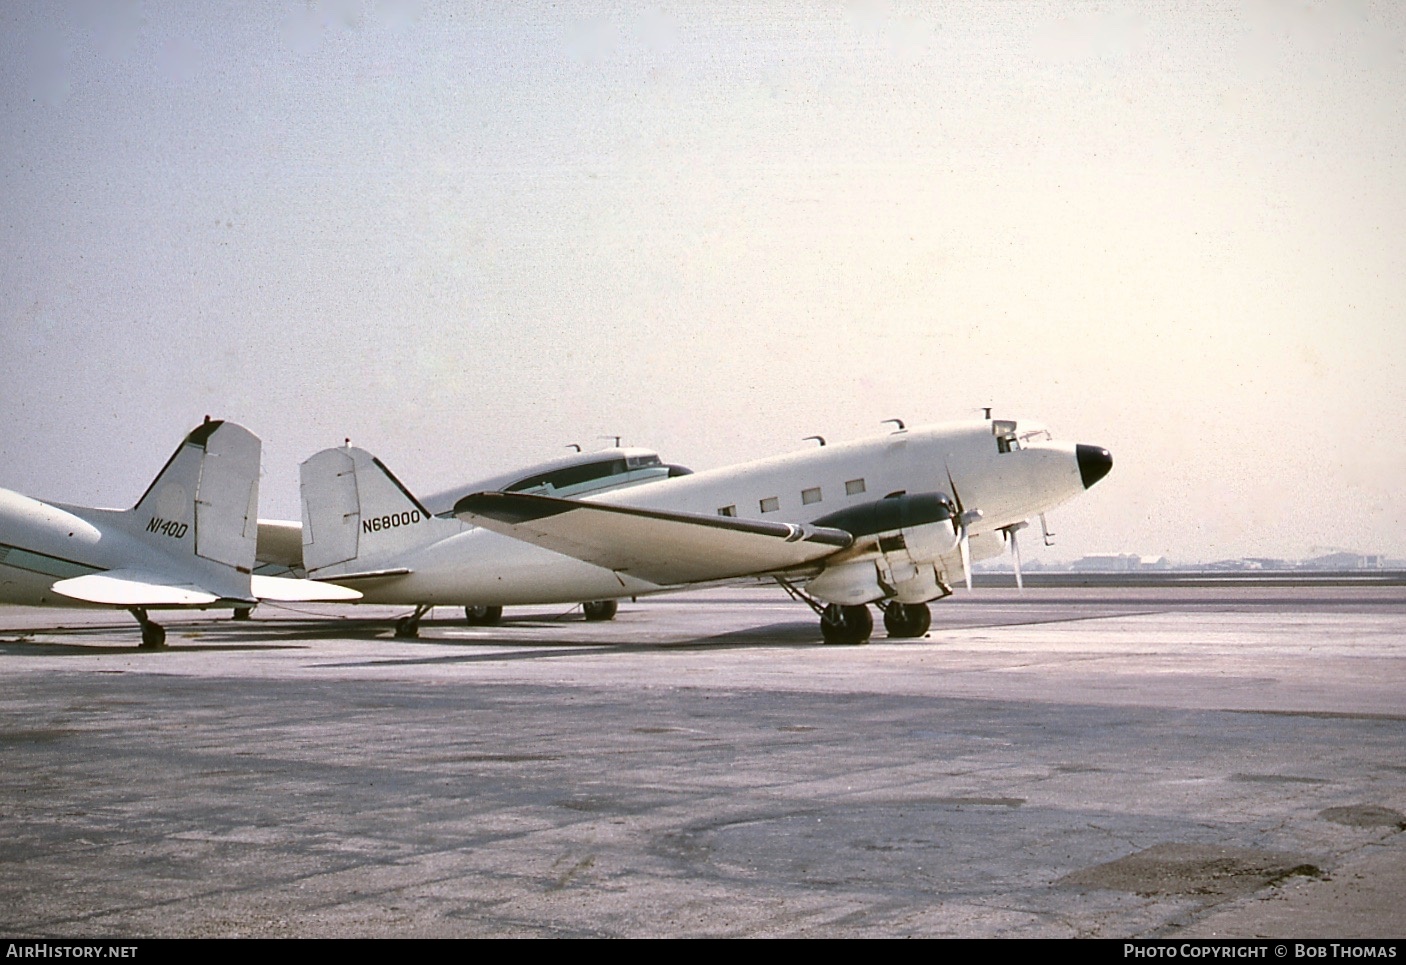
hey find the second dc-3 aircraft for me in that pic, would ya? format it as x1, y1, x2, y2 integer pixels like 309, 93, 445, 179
0, 418, 359, 647
292, 416, 1111, 644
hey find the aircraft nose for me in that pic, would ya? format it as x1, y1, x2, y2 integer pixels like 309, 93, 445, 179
1076, 444, 1113, 489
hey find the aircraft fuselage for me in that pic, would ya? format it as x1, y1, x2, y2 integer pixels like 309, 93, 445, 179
321, 421, 1108, 608
0, 489, 178, 607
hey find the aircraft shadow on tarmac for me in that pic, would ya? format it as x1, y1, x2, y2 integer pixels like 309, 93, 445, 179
0, 617, 308, 654
0, 638, 305, 656
306, 606, 1150, 669
310, 619, 841, 669
0, 598, 1167, 660
0, 610, 828, 660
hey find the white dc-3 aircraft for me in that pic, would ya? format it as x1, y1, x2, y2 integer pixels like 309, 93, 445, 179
294, 416, 1111, 644
0, 418, 359, 647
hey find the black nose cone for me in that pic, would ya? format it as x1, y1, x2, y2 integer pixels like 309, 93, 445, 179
1077, 444, 1113, 489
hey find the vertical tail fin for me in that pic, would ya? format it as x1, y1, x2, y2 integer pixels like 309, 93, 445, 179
300, 445, 459, 576
116, 418, 260, 600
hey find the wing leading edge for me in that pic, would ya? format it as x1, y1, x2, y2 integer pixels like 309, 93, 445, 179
454, 492, 852, 586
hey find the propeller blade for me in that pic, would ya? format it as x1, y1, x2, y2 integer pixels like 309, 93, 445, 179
946, 468, 979, 591
1010, 526, 1023, 591
960, 529, 972, 591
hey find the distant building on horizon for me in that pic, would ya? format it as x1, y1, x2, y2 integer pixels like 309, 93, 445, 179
1069, 553, 1170, 572
1302, 552, 1385, 570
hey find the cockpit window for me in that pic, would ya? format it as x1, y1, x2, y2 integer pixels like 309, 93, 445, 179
992, 419, 1020, 454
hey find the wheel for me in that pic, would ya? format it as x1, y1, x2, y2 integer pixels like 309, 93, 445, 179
394, 616, 420, 638
139, 623, 167, 649
232, 607, 253, 621
883, 602, 932, 638
820, 604, 873, 645
464, 605, 503, 626
582, 600, 619, 622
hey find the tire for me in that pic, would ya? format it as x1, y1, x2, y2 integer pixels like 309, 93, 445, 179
820, 604, 873, 645
883, 602, 932, 638
582, 600, 619, 622
464, 605, 503, 626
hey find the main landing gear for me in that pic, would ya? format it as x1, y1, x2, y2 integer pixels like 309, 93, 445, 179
397, 604, 506, 636
582, 600, 618, 622
402, 600, 618, 637
128, 608, 167, 649
819, 601, 932, 644
775, 580, 935, 645
464, 602, 617, 625
464, 605, 503, 626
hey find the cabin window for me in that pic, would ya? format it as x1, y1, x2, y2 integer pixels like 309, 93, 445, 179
759, 496, 780, 513
802, 487, 822, 505
718, 505, 737, 517
845, 478, 866, 496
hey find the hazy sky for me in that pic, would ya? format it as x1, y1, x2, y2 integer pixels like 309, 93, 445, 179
2, 0, 1403, 564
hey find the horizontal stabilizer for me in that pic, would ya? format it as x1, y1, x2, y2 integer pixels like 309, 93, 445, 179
51, 572, 225, 607
251, 574, 363, 602
454, 492, 852, 585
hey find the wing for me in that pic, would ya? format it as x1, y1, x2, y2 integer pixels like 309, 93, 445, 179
51, 572, 225, 606
454, 492, 852, 585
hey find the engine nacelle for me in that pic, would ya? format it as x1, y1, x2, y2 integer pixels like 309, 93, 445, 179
889, 564, 943, 604
805, 560, 886, 606
809, 493, 961, 605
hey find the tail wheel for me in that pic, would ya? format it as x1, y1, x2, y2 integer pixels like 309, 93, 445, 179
139, 623, 167, 649
464, 605, 503, 626
820, 604, 873, 645
883, 602, 931, 638
130, 608, 166, 649
582, 600, 619, 622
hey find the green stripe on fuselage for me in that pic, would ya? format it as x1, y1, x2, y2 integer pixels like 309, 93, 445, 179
0, 543, 104, 580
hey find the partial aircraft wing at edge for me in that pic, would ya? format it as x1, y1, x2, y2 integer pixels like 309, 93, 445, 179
454, 492, 852, 586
